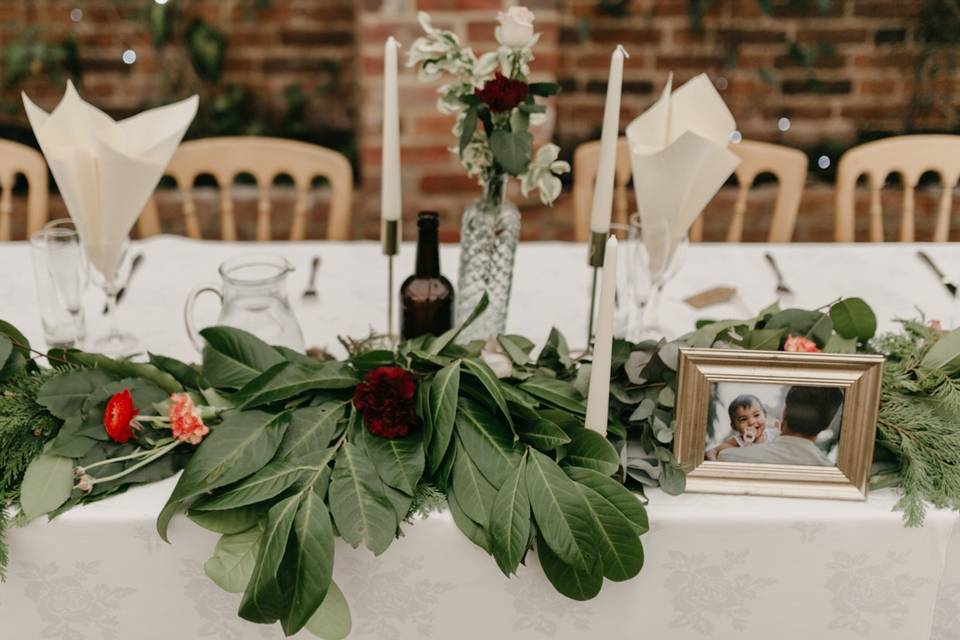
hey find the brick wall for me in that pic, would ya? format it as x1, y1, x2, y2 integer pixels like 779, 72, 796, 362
555, 0, 953, 151
1, 0, 356, 133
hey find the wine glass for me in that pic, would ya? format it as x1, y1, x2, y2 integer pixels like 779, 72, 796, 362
91, 238, 140, 357
610, 220, 650, 340
631, 213, 688, 341
43, 219, 89, 348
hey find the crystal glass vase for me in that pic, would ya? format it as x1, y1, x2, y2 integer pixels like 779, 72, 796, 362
455, 174, 521, 343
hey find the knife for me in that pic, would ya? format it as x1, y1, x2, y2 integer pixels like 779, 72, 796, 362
917, 250, 958, 297
103, 253, 145, 313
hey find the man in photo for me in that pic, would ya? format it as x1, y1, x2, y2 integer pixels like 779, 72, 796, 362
718, 386, 843, 466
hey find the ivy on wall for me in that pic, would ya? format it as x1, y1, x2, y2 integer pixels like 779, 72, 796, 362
0, 0, 355, 166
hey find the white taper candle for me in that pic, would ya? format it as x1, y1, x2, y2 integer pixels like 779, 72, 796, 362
589, 45, 628, 235
585, 235, 618, 435
381, 37, 402, 222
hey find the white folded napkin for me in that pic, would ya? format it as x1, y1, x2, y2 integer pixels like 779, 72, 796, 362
625, 73, 740, 276
23, 81, 198, 279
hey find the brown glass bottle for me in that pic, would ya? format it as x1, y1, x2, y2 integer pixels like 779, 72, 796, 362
400, 212, 454, 340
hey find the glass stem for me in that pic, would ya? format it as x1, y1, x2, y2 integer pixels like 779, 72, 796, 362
104, 282, 121, 341
69, 308, 83, 348
644, 283, 664, 333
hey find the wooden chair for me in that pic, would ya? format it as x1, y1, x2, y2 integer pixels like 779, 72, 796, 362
0, 140, 48, 241
691, 139, 807, 243
835, 135, 960, 242
137, 137, 353, 241
572, 138, 632, 242
572, 137, 806, 243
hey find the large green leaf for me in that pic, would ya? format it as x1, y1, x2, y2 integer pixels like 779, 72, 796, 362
455, 398, 523, 487
281, 490, 335, 635
157, 411, 289, 541
193, 459, 312, 511
923, 326, 960, 374
565, 467, 648, 535
519, 376, 587, 415
277, 403, 347, 461
428, 294, 489, 356
200, 326, 285, 389
765, 309, 833, 346
447, 484, 491, 552
304, 580, 352, 640
189, 505, 265, 534
234, 362, 358, 409
489, 129, 533, 175
516, 416, 571, 450
450, 437, 497, 526
573, 482, 643, 581
19, 453, 75, 521
524, 449, 597, 571
426, 361, 461, 474
239, 494, 299, 623
744, 328, 786, 351
204, 525, 263, 593
56, 350, 181, 394
362, 430, 424, 496
536, 535, 602, 601
148, 352, 203, 389
829, 297, 877, 341
561, 429, 620, 476
462, 358, 515, 431
0, 335, 12, 371
489, 456, 531, 576
36, 369, 117, 420
328, 443, 397, 555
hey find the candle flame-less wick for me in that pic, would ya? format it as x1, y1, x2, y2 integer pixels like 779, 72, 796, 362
615, 44, 630, 59
387, 36, 402, 50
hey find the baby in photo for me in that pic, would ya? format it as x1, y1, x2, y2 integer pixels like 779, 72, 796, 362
705, 394, 779, 461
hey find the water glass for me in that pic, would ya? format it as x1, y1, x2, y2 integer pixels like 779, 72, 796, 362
30, 220, 89, 348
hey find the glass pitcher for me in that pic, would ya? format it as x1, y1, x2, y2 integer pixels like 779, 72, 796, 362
184, 254, 305, 353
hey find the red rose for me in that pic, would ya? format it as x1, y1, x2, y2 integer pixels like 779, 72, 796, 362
104, 389, 139, 444
474, 72, 529, 113
784, 334, 820, 353
353, 367, 417, 439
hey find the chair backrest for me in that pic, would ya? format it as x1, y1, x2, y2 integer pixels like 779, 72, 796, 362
835, 135, 960, 242
690, 139, 807, 243
572, 137, 805, 243
137, 136, 353, 241
572, 138, 632, 242
0, 140, 48, 241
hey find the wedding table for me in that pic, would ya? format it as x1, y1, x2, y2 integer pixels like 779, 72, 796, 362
1, 236, 959, 640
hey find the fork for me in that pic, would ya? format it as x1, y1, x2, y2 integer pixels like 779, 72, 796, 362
301, 255, 322, 300
764, 252, 793, 298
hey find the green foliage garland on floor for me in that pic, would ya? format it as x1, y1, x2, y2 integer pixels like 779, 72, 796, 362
1, 296, 960, 635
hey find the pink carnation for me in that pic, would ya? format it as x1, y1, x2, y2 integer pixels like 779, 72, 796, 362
168, 393, 210, 445
784, 334, 820, 353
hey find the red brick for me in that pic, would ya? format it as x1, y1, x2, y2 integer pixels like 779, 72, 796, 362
421, 174, 479, 193
796, 29, 868, 44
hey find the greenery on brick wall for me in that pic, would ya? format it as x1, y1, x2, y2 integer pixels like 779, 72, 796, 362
0, 0, 355, 167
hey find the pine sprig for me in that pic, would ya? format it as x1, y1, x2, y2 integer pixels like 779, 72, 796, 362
0, 368, 63, 499
873, 323, 960, 525
0, 368, 64, 579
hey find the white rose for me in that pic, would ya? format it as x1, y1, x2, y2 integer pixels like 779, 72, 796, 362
496, 6, 535, 49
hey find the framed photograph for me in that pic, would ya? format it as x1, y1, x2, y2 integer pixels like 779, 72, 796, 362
674, 348, 884, 500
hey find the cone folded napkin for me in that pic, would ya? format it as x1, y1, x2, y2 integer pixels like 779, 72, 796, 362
625, 73, 740, 275
23, 81, 198, 279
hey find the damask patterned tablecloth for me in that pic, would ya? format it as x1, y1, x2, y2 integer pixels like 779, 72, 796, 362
2, 236, 959, 639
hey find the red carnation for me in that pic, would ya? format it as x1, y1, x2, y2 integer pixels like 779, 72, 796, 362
104, 389, 139, 444
474, 72, 529, 113
353, 367, 417, 439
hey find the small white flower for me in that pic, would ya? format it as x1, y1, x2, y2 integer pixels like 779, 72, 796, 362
496, 6, 536, 49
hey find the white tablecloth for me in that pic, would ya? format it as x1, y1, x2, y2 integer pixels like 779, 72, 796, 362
2, 237, 959, 640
